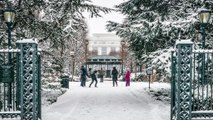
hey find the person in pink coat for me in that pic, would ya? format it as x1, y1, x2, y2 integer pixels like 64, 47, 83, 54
125, 68, 131, 87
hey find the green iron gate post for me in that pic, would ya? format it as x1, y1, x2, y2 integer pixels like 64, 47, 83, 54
38, 49, 42, 119
173, 40, 193, 120
17, 39, 41, 120
201, 24, 207, 85
171, 50, 176, 120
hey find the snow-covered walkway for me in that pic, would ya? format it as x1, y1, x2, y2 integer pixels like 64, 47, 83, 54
43, 81, 170, 120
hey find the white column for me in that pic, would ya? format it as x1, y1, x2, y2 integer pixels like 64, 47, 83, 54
107, 47, 111, 55
98, 47, 101, 55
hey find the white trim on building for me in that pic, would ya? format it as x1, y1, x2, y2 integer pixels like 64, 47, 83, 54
88, 33, 122, 56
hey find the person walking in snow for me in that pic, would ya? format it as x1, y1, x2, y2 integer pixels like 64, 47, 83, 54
89, 68, 98, 87
111, 66, 119, 87
99, 68, 105, 82
125, 68, 131, 87
80, 65, 89, 87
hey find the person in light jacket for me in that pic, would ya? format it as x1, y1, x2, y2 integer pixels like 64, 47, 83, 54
99, 68, 105, 82
125, 68, 131, 87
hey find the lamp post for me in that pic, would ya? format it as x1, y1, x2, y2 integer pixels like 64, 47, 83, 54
198, 8, 211, 49
4, 8, 15, 107
121, 39, 125, 81
70, 51, 75, 82
130, 52, 134, 72
198, 8, 211, 84
4, 8, 15, 63
134, 59, 140, 81
85, 39, 89, 69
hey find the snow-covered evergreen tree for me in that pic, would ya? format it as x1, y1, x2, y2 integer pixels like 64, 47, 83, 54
0, 0, 112, 74
0, 0, 112, 105
106, 0, 213, 82
107, 0, 213, 59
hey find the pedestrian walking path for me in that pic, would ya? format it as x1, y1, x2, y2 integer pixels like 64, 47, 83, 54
43, 81, 170, 120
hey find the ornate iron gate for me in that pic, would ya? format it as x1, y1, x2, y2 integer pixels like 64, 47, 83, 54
0, 48, 21, 119
0, 39, 41, 120
171, 40, 213, 120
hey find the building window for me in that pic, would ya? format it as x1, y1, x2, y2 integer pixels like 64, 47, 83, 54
101, 47, 107, 55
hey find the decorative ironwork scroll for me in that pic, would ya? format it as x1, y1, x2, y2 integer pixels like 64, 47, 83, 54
174, 40, 193, 120
17, 39, 39, 120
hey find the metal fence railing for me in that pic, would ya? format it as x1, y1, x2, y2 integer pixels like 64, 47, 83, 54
0, 39, 41, 120
171, 41, 213, 120
0, 49, 21, 119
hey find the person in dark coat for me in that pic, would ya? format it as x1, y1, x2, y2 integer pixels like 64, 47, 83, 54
80, 65, 88, 87
111, 66, 119, 87
99, 68, 105, 82
89, 68, 98, 87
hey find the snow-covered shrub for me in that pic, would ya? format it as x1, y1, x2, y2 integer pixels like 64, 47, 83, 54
41, 72, 67, 106
132, 73, 146, 82
142, 48, 173, 82
42, 88, 67, 105
42, 83, 67, 105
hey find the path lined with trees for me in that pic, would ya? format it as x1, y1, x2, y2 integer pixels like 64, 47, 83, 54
43, 82, 170, 120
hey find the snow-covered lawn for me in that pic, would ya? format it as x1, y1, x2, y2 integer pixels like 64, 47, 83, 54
42, 81, 170, 120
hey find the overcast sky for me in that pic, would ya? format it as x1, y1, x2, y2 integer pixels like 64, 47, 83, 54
84, 0, 126, 36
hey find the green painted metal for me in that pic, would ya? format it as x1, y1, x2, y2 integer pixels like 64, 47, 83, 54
171, 50, 176, 120
0, 64, 13, 83
38, 53, 42, 119
191, 50, 213, 118
0, 49, 21, 119
0, 39, 41, 120
201, 24, 206, 49
171, 41, 213, 119
171, 40, 193, 120
17, 39, 40, 120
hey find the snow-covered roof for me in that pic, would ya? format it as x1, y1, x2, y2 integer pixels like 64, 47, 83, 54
89, 33, 121, 41
89, 55, 120, 60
